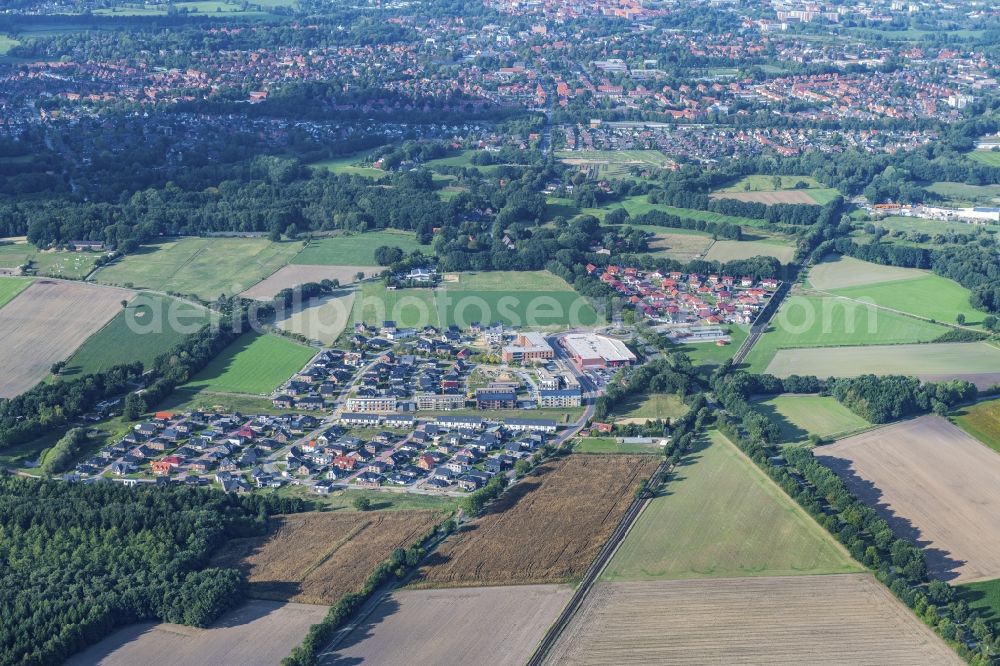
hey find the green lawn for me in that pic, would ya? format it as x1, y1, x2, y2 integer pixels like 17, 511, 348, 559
94, 237, 304, 300
677, 325, 747, 374
951, 398, 1000, 455
743, 294, 949, 372
601, 430, 860, 581
614, 393, 689, 421
292, 231, 424, 266
451, 270, 573, 292
925, 181, 1000, 206
309, 151, 387, 179
872, 215, 994, 237
958, 579, 1000, 631
830, 275, 986, 327
573, 437, 661, 454
351, 280, 440, 329
0, 34, 20, 55
62, 294, 214, 376
546, 194, 765, 228
969, 151, 1000, 167
717, 175, 824, 192
751, 395, 870, 443
185, 333, 314, 395
0, 276, 32, 309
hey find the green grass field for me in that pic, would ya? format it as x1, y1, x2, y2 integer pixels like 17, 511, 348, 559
0, 35, 20, 55
743, 294, 948, 372
184, 332, 314, 395
155, 387, 299, 416
291, 231, 424, 266
573, 437, 661, 454
546, 195, 766, 229
613, 393, 689, 422
830, 275, 984, 327
63, 294, 214, 376
925, 181, 1000, 206
958, 579, 1000, 631
951, 398, 1000, 455
0, 243, 102, 279
969, 151, 1000, 167
601, 430, 859, 581
263, 484, 460, 512
703, 238, 795, 263
94, 237, 304, 300
309, 151, 386, 180
717, 175, 824, 192
677, 325, 747, 373
872, 215, 994, 237
752, 395, 870, 443
0, 276, 32, 309
450, 270, 571, 291
351, 280, 440, 329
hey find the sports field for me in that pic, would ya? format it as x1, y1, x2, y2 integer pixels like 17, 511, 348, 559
807, 255, 927, 291
601, 431, 858, 581
951, 398, 1000, 455
545, 575, 960, 665
63, 293, 214, 376
184, 332, 314, 395
751, 395, 870, 442
94, 237, 304, 300
703, 238, 795, 263
0, 276, 32, 309
816, 415, 1000, 582
350, 280, 440, 329
765, 342, 1000, 389
291, 231, 423, 266
444, 271, 601, 328
829, 275, 984, 326
743, 294, 948, 372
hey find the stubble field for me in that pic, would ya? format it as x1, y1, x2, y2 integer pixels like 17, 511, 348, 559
0, 280, 132, 397
329, 584, 573, 666
239, 264, 377, 300
212, 511, 443, 604
413, 454, 659, 587
544, 574, 960, 665
815, 415, 1000, 582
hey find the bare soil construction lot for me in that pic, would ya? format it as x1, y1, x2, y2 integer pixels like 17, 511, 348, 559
213, 511, 442, 604
815, 415, 1000, 582
240, 264, 377, 300
413, 454, 658, 587
328, 584, 573, 666
0, 280, 131, 397
545, 574, 959, 665
66, 600, 327, 666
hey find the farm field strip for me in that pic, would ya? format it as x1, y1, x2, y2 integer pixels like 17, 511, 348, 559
239, 265, 378, 300
212, 511, 443, 605
274, 290, 356, 345
815, 415, 1000, 583
710, 189, 819, 205
951, 397, 1000, 455
703, 238, 795, 263
328, 585, 573, 666
601, 431, 858, 582
751, 395, 871, 443
764, 342, 1000, 389
0, 276, 32, 309
291, 231, 424, 266
544, 575, 961, 665
806, 255, 928, 291
826, 274, 983, 327
413, 454, 659, 588
65, 600, 328, 666
0, 280, 132, 397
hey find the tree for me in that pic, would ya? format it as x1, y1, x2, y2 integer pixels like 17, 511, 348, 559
957, 313, 967, 325
120, 299, 128, 309
122, 392, 146, 421
50, 361, 65, 375
355, 271, 365, 282
984, 315, 998, 331
352, 496, 372, 511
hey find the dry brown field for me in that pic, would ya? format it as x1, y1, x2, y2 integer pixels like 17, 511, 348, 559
65, 600, 327, 666
815, 415, 1000, 583
413, 454, 658, 587
545, 574, 960, 665
275, 290, 356, 345
648, 232, 713, 261
239, 264, 377, 300
0, 280, 132, 397
213, 511, 443, 604
328, 584, 573, 666
710, 189, 817, 204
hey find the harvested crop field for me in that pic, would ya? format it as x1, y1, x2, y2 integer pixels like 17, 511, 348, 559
0, 280, 131, 397
212, 511, 443, 604
647, 231, 714, 261
275, 290, 355, 345
239, 264, 377, 300
807, 255, 927, 291
65, 600, 328, 666
703, 239, 795, 263
544, 574, 960, 665
764, 342, 1000, 389
710, 189, 818, 204
329, 584, 573, 666
414, 454, 659, 587
815, 415, 1000, 582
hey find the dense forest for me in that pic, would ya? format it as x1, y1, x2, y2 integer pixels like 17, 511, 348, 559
0, 478, 303, 665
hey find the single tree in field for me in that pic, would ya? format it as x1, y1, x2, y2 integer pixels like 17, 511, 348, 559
772, 175, 782, 190
355, 271, 365, 282
956, 314, 966, 326
353, 496, 372, 511
120, 299, 128, 310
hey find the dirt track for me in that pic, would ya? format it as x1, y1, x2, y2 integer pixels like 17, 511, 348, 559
65, 600, 327, 666
545, 574, 960, 665
816, 415, 1000, 582
329, 585, 573, 666
0, 280, 131, 397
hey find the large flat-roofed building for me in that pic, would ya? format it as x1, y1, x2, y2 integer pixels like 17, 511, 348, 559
562, 333, 636, 370
475, 388, 517, 410
502, 331, 554, 363
345, 396, 398, 413
539, 387, 582, 408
